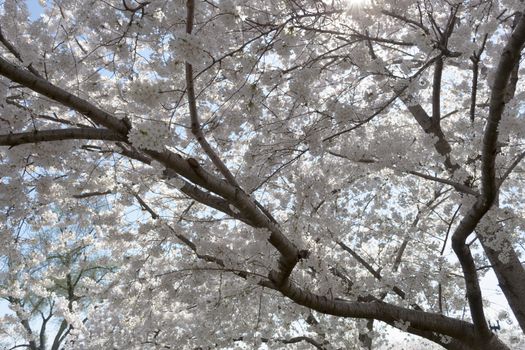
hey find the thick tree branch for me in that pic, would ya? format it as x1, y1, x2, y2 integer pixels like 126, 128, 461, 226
451, 10, 525, 336
0, 128, 125, 147
504, 13, 524, 104
274, 279, 509, 349
0, 56, 130, 135
483, 15, 525, 201
432, 57, 443, 126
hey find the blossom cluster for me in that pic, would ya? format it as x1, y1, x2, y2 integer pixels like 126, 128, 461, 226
170, 32, 209, 65
127, 79, 162, 107
128, 121, 172, 152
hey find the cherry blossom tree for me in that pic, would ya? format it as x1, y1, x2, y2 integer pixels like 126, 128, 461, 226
0, 209, 114, 350
0, 0, 524, 349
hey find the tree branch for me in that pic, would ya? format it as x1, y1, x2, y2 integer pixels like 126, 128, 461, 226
0, 128, 125, 147
407, 170, 479, 196
337, 240, 415, 306
0, 55, 130, 135
0, 25, 42, 78
185, 0, 239, 188
470, 34, 488, 123
451, 10, 525, 336
72, 190, 112, 199
261, 335, 327, 349
275, 279, 491, 347
483, 15, 525, 202
432, 57, 443, 126
498, 150, 525, 187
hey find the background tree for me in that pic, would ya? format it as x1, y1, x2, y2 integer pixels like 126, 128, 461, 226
0, 0, 524, 349
0, 209, 113, 350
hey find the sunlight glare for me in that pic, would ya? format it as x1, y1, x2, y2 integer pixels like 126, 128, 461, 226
343, 0, 372, 10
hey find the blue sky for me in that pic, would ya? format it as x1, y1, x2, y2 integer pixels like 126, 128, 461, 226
26, 0, 43, 20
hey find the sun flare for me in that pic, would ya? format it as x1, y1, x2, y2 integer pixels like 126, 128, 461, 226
342, 0, 372, 11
